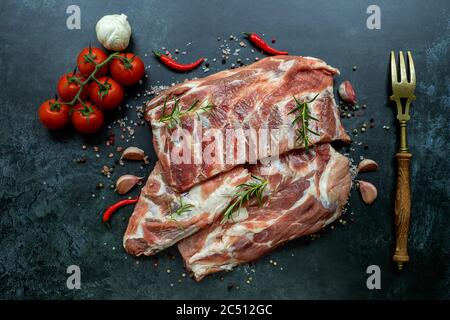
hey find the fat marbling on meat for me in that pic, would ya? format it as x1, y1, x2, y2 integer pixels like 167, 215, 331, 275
177, 144, 351, 281
145, 56, 350, 193
123, 163, 250, 256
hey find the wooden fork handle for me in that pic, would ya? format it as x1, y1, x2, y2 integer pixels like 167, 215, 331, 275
393, 152, 412, 270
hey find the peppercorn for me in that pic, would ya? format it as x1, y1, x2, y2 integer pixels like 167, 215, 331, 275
75, 157, 86, 164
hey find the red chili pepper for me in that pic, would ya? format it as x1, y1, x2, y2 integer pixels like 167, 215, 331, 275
102, 197, 139, 223
243, 32, 288, 55
153, 51, 204, 72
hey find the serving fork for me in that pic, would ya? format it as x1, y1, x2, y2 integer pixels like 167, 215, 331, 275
390, 51, 416, 270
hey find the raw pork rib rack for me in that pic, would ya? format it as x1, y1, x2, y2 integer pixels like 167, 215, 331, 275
123, 55, 352, 280
124, 163, 250, 256
124, 144, 351, 265
177, 144, 351, 280
145, 56, 350, 192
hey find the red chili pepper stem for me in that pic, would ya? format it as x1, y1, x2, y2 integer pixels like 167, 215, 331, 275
152, 51, 162, 58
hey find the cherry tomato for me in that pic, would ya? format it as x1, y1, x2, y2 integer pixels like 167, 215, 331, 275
38, 99, 70, 130
77, 47, 109, 77
71, 101, 104, 134
56, 72, 88, 102
89, 77, 124, 110
110, 53, 145, 85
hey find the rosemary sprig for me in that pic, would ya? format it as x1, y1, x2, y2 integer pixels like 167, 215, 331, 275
288, 94, 320, 150
195, 103, 215, 120
159, 98, 183, 129
159, 99, 215, 127
198, 103, 215, 114
222, 175, 268, 223
186, 99, 200, 112
169, 197, 194, 220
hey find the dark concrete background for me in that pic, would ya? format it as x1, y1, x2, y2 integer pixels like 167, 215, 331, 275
0, 0, 449, 299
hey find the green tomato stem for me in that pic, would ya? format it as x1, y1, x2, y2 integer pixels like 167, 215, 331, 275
61, 52, 120, 107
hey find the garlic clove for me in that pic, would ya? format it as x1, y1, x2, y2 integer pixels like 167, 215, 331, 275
359, 180, 378, 205
338, 80, 357, 105
115, 174, 143, 195
121, 147, 146, 161
357, 159, 379, 173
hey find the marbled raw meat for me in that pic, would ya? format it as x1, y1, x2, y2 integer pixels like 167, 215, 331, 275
177, 144, 351, 281
145, 56, 350, 193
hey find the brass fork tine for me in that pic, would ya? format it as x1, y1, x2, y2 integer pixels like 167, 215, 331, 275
407, 51, 416, 85
390, 51, 398, 84
399, 51, 407, 83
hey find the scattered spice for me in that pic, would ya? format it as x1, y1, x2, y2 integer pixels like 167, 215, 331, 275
75, 156, 86, 164
101, 165, 112, 177
106, 133, 115, 146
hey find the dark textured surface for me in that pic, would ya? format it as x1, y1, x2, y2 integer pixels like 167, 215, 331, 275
0, 0, 449, 299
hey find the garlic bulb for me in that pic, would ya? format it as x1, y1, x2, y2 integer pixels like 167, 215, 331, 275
96, 14, 131, 51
